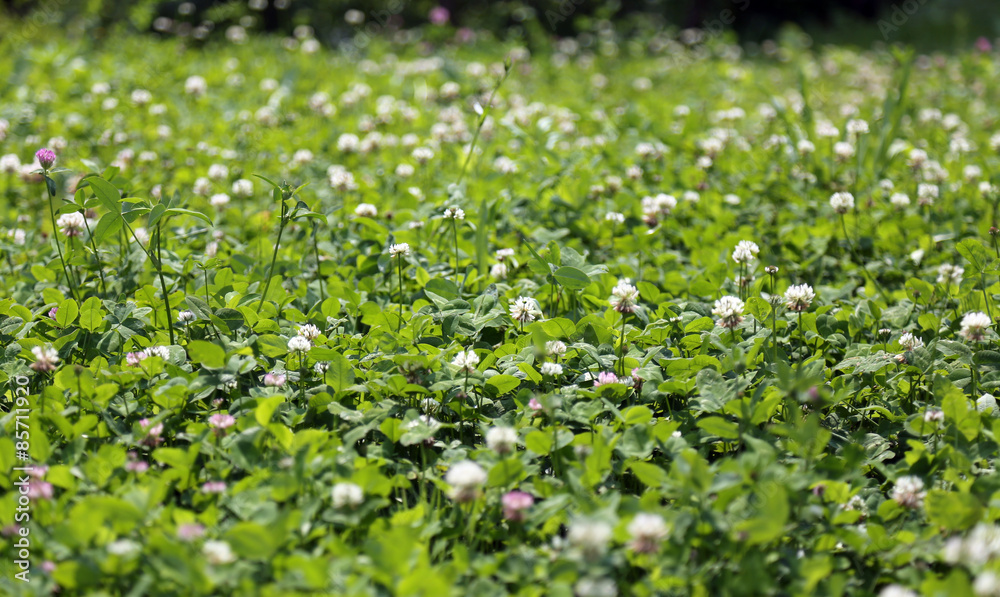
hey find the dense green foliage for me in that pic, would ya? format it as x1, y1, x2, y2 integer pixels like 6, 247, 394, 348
2, 31, 1000, 597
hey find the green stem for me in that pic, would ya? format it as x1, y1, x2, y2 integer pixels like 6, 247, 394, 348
44, 180, 79, 303
453, 221, 460, 289
619, 312, 627, 376
256, 202, 288, 315
155, 223, 176, 345
313, 222, 324, 305
397, 257, 404, 333
81, 213, 107, 296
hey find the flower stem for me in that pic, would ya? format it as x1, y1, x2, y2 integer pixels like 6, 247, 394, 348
256, 201, 287, 315
44, 180, 79, 303
155, 223, 176, 346
397, 257, 404, 333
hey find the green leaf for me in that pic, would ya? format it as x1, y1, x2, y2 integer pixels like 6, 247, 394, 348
327, 352, 355, 392
87, 177, 122, 214
696, 416, 741, 439
79, 297, 105, 332
957, 238, 995, 274
92, 211, 122, 245
55, 298, 79, 327
733, 486, 788, 544
524, 430, 553, 454
745, 296, 772, 322
628, 461, 668, 488
486, 374, 520, 396
925, 490, 983, 531
553, 266, 590, 290
255, 395, 284, 426
487, 459, 525, 487
225, 522, 279, 559
187, 340, 225, 369
622, 405, 653, 426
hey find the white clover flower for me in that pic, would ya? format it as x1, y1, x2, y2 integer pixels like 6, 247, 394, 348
337, 133, 360, 153
540, 362, 563, 376
796, 139, 815, 154
131, 89, 152, 105
288, 336, 312, 353
331, 482, 364, 509
509, 296, 542, 324
546, 340, 567, 357
568, 519, 613, 560
56, 212, 86, 237
961, 311, 992, 342
917, 183, 939, 205
107, 539, 141, 557
954, 524, 1000, 566
412, 147, 434, 164
389, 243, 411, 257
451, 349, 479, 372
731, 240, 760, 264
889, 193, 910, 208
879, 585, 917, 597
178, 310, 196, 323
923, 408, 944, 423
784, 284, 815, 312
495, 248, 515, 261
833, 142, 855, 160
977, 393, 998, 416
846, 119, 869, 135
210, 193, 230, 209
184, 75, 207, 96
207, 163, 228, 180
723, 193, 741, 205
574, 578, 617, 597
891, 476, 925, 509
908, 149, 928, 168
395, 163, 415, 178
202, 540, 236, 565
485, 427, 518, 455
627, 513, 669, 554
146, 346, 170, 360
609, 279, 639, 314
937, 264, 964, 285
604, 211, 625, 225
445, 460, 487, 502
354, 203, 378, 218
974, 572, 1000, 597
29, 345, 59, 373
490, 262, 508, 278
328, 165, 358, 191
291, 149, 314, 167
8, 229, 25, 246
297, 324, 321, 341
193, 177, 212, 196
829, 192, 854, 214
898, 332, 924, 351
0, 154, 21, 174
443, 206, 465, 220
713, 296, 745, 329
231, 179, 253, 197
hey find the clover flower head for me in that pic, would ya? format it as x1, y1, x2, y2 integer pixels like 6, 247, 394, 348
961, 311, 992, 342
829, 192, 854, 214
509, 296, 542, 324
731, 240, 759, 264
445, 460, 487, 502
609, 279, 640, 314
891, 476, 925, 509
783, 284, 815, 312
713, 295, 745, 329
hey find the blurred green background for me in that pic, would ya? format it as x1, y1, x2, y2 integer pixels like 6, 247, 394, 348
0, 0, 998, 51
